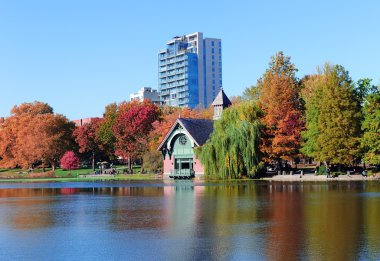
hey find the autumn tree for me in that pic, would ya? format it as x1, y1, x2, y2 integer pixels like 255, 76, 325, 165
60, 151, 80, 170
253, 51, 304, 165
0, 102, 75, 170
196, 101, 263, 179
301, 64, 362, 166
73, 118, 102, 170
113, 100, 161, 171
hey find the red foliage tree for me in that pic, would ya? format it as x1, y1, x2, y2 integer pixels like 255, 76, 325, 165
73, 118, 102, 170
113, 100, 161, 171
60, 151, 80, 171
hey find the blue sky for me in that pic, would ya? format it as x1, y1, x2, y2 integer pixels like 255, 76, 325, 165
1, 0, 379, 120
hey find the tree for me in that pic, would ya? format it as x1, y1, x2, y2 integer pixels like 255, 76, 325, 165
255, 51, 304, 165
355, 78, 378, 105
300, 74, 324, 158
11, 101, 53, 116
301, 64, 362, 165
0, 102, 75, 170
113, 100, 161, 171
60, 151, 80, 171
33, 113, 76, 171
73, 118, 102, 170
196, 101, 263, 179
97, 103, 118, 158
361, 91, 380, 165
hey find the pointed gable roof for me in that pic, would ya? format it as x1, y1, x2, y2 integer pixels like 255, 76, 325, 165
157, 118, 213, 150
212, 88, 232, 107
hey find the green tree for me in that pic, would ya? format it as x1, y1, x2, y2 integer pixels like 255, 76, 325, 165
300, 74, 324, 158
195, 101, 263, 179
361, 91, 380, 165
97, 103, 118, 158
301, 64, 361, 165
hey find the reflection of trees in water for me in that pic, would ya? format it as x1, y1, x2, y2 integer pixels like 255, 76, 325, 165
0, 188, 56, 230
362, 182, 380, 260
305, 182, 364, 261
190, 183, 262, 260
265, 183, 305, 260
108, 186, 168, 231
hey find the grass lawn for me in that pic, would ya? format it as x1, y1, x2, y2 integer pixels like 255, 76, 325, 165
0, 165, 157, 182
0, 174, 160, 183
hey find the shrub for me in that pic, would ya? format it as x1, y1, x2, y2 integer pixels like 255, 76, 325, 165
60, 151, 80, 171
317, 165, 327, 175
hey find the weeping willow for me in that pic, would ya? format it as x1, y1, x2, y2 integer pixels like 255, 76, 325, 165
195, 101, 263, 179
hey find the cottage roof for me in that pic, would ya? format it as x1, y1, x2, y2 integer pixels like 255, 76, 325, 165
211, 88, 232, 107
157, 118, 213, 150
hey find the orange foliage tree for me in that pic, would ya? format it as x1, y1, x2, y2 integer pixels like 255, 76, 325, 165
257, 52, 305, 165
0, 102, 75, 170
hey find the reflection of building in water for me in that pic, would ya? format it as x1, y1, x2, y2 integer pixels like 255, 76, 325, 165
161, 182, 207, 260
158, 89, 231, 179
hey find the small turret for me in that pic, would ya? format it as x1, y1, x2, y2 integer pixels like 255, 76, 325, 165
212, 88, 232, 120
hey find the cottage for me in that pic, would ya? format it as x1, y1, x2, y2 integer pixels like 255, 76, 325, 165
158, 89, 231, 179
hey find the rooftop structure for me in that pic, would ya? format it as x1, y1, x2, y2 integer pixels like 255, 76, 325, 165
130, 87, 161, 105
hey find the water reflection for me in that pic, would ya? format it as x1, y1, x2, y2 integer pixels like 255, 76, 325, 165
0, 181, 379, 260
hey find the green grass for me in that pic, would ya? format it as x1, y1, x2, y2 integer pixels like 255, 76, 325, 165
0, 165, 150, 180
0, 174, 160, 183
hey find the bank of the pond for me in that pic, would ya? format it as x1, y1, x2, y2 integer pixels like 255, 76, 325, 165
263, 173, 380, 181
0, 174, 161, 183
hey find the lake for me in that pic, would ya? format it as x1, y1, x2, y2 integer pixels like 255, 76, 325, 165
0, 180, 379, 260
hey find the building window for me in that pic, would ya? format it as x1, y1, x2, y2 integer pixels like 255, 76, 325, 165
219, 80, 222, 85
212, 74, 215, 78
219, 48, 221, 54
171, 94, 176, 99
212, 68, 215, 72
211, 41, 214, 46
219, 68, 222, 73
212, 61, 215, 66
179, 135, 187, 145
219, 42, 221, 47
212, 48, 215, 54
213, 80, 215, 84
212, 55, 215, 60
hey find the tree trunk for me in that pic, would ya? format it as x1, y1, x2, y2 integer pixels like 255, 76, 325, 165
92, 152, 95, 171
52, 162, 56, 171
128, 156, 132, 173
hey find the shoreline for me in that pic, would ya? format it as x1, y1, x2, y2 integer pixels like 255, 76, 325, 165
0, 173, 379, 183
262, 173, 380, 181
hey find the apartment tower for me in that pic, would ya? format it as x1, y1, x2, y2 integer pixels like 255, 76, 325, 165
158, 32, 222, 109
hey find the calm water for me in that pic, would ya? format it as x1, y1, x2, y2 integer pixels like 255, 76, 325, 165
0, 180, 380, 261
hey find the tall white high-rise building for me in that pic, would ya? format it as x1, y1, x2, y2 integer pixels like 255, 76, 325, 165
158, 32, 222, 109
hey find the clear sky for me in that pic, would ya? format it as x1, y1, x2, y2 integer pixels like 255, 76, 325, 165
1, 0, 379, 120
